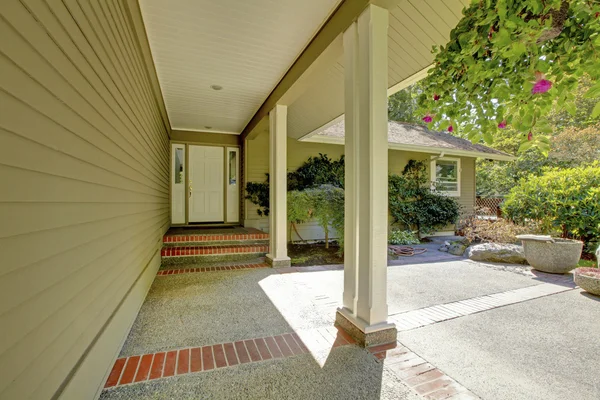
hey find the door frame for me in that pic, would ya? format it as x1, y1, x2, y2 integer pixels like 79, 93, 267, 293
170, 141, 241, 226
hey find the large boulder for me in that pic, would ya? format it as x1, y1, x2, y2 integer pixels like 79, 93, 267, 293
466, 243, 527, 264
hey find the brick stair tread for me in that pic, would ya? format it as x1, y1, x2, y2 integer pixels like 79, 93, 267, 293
163, 233, 268, 243
161, 244, 268, 257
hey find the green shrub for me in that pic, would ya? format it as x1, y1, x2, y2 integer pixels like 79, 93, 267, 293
503, 162, 600, 243
389, 160, 461, 237
303, 185, 344, 249
388, 230, 420, 245
288, 154, 344, 191
245, 175, 270, 216
246, 154, 344, 217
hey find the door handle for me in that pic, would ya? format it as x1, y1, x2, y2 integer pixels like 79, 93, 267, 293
189, 181, 192, 198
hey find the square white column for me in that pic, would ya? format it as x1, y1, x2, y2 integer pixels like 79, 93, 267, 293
336, 4, 396, 346
266, 105, 291, 267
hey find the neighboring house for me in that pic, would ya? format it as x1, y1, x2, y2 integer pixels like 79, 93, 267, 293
244, 120, 513, 238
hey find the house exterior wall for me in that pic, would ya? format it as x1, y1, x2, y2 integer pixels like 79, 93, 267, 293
171, 129, 240, 146
244, 131, 476, 239
0, 1, 169, 399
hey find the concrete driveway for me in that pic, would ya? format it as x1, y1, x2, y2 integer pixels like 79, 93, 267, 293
101, 258, 599, 400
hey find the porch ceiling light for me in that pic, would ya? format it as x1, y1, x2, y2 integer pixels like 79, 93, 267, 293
210, 84, 223, 91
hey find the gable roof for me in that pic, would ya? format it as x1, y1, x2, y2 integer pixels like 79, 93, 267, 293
300, 120, 515, 161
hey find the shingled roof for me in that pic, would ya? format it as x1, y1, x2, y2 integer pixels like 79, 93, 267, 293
303, 120, 514, 161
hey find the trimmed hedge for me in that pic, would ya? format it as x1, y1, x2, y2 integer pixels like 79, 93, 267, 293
503, 162, 600, 243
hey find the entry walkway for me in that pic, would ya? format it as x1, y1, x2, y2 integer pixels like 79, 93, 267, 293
100, 259, 599, 400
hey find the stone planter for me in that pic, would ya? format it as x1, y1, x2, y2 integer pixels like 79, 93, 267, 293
516, 235, 583, 274
574, 268, 600, 296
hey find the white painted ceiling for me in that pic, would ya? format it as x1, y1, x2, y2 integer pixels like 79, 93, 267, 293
139, 0, 341, 134
288, 0, 469, 139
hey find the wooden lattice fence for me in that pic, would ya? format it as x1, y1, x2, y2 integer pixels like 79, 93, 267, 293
475, 197, 504, 218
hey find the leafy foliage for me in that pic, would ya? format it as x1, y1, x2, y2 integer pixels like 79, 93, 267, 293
550, 123, 600, 163
475, 79, 599, 197
287, 190, 312, 225
245, 176, 270, 216
245, 154, 344, 216
388, 82, 424, 124
388, 160, 461, 237
417, 0, 600, 153
288, 154, 344, 191
245, 154, 345, 217
388, 230, 420, 245
503, 162, 600, 242
302, 185, 345, 249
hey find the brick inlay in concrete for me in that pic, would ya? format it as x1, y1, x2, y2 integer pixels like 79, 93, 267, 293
157, 263, 270, 275
103, 330, 355, 390
368, 343, 480, 399
390, 280, 574, 332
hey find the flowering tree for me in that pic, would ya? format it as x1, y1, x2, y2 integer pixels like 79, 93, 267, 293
417, 0, 600, 154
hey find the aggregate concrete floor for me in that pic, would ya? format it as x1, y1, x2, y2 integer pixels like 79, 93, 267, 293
398, 290, 600, 400
101, 346, 416, 400
103, 258, 599, 400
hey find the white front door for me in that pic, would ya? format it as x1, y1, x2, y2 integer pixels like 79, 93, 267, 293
189, 145, 224, 222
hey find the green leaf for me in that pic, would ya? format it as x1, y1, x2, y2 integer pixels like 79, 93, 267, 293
482, 130, 494, 145
592, 101, 600, 119
584, 82, 600, 99
518, 140, 534, 153
565, 102, 576, 116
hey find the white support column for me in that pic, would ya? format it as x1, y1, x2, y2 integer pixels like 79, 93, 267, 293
266, 105, 291, 267
336, 4, 396, 346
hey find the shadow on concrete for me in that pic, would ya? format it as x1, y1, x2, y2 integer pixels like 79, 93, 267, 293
99, 269, 415, 400
579, 291, 600, 302
530, 269, 576, 288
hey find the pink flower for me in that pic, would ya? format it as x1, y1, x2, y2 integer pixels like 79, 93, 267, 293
532, 72, 552, 94
527, 131, 533, 141
498, 120, 507, 129
433, 94, 440, 101
423, 115, 433, 123
448, 125, 454, 132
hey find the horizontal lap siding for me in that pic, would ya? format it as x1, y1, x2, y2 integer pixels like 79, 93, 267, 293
245, 134, 475, 238
0, 1, 169, 399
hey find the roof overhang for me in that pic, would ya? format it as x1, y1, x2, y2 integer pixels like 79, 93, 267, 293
299, 135, 516, 161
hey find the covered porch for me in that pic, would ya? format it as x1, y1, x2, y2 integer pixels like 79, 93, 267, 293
151, 0, 471, 349
2, 0, 470, 399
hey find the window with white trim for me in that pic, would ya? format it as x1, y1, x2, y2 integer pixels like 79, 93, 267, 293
431, 157, 461, 197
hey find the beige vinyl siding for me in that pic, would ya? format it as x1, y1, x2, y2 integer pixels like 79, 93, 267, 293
245, 132, 476, 238
171, 129, 241, 146
0, 1, 169, 399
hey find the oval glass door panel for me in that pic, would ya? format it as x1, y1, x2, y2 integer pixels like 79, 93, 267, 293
171, 144, 185, 224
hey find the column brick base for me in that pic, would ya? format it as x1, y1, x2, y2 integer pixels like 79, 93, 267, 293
335, 309, 397, 348
265, 254, 291, 268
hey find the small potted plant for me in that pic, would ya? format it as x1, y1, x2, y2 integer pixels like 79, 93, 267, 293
574, 268, 600, 296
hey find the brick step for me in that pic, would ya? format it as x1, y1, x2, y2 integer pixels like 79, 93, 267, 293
162, 238, 268, 247
162, 231, 268, 245
161, 244, 269, 265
